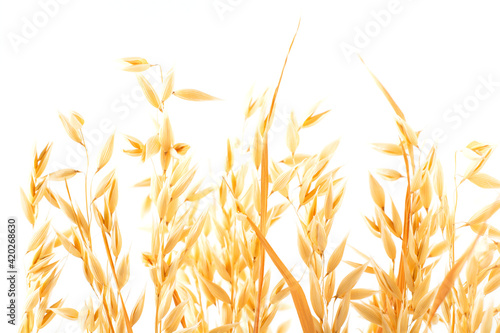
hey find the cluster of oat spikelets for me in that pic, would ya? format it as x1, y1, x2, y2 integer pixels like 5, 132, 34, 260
19, 30, 500, 333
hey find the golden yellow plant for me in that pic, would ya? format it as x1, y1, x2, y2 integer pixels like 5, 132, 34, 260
19, 30, 500, 333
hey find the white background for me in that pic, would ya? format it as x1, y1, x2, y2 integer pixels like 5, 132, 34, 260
2, 0, 500, 332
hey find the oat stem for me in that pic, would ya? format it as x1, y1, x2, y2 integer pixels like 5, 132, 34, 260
99, 227, 134, 332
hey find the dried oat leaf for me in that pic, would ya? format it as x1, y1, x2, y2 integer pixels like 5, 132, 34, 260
163, 300, 188, 332
413, 288, 436, 319
375, 168, 403, 181
161, 69, 175, 102
302, 110, 330, 128
159, 114, 174, 151
199, 275, 230, 304
380, 222, 396, 260
53, 228, 80, 258
433, 161, 444, 197
429, 240, 449, 258
20, 188, 35, 225
468, 173, 500, 188
352, 302, 382, 326
208, 323, 240, 333
27, 221, 51, 252
121, 57, 148, 65
87, 252, 106, 287
174, 322, 200, 333
277, 321, 291, 333
371, 143, 403, 156
24, 288, 40, 313
55, 194, 77, 223
136, 74, 161, 109
326, 234, 348, 275
345, 261, 375, 274
297, 227, 312, 264
48, 169, 81, 181
334, 291, 350, 331
471, 295, 484, 331
395, 117, 418, 146
336, 262, 368, 298
50, 307, 79, 321
130, 288, 146, 326
369, 173, 385, 208
350, 288, 377, 300
93, 170, 116, 201
372, 262, 402, 301
281, 154, 310, 167
271, 168, 296, 194
309, 269, 324, 319
97, 133, 115, 172
390, 199, 402, 238
484, 273, 500, 294
116, 253, 130, 290
173, 143, 190, 155
145, 134, 161, 160
468, 200, 500, 225
171, 167, 197, 199
173, 89, 220, 102
185, 211, 208, 249
58, 112, 83, 145
123, 63, 151, 72
481, 304, 493, 333
134, 178, 151, 187
70, 111, 84, 126
122, 134, 144, 149
319, 139, 340, 161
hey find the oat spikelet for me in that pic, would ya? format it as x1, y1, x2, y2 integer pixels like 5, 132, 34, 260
173, 89, 220, 101
369, 173, 385, 209
136, 74, 161, 109
97, 133, 115, 172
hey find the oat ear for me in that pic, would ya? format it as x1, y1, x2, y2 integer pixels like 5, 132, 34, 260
97, 133, 115, 173
161, 69, 175, 102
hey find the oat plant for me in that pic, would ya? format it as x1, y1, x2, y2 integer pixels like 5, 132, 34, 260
352, 58, 500, 332
19, 26, 500, 333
